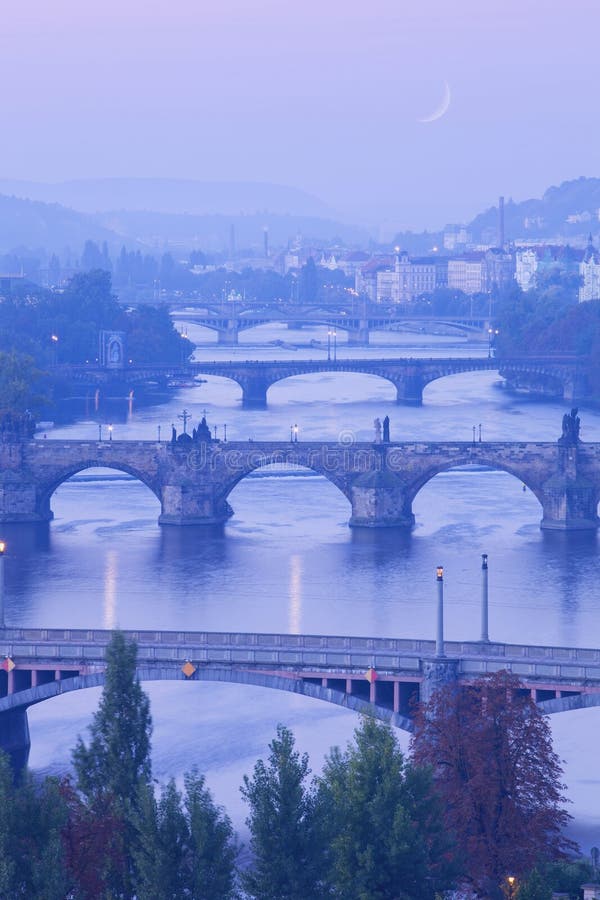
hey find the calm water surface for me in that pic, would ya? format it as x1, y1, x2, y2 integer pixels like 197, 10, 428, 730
8, 325, 599, 848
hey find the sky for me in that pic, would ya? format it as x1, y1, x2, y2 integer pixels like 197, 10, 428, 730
2, 0, 599, 229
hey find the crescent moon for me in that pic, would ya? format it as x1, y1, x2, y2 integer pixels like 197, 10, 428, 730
418, 81, 451, 124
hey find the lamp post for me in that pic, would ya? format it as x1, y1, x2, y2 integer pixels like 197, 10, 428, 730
0, 540, 5, 628
480, 553, 490, 642
98, 423, 102, 441
505, 876, 517, 900
290, 424, 293, 442
488, 327, 499, 358
327, 329, 332, 361
333, 328, 337, 362
293, 424, 298, 443
51, 334, 58, 366
472, 425, 476, 444
478, 423, 482, 442
435, 566, 445, 657
223, 423, 227, 442
108, 424, 113, 441
157, 425, 161, 443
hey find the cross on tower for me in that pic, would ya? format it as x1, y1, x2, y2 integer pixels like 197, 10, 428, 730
178, 409, 192, 434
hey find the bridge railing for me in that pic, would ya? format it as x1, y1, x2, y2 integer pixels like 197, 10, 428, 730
3, 627, 600, 667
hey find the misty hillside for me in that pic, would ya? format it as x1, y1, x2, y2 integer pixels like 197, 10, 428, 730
0, 194, 123, 255
469, 177, 600, 242
0, 178, 333, 219
95, 209, 370, 250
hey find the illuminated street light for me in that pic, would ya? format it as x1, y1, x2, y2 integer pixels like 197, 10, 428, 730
0, 541, 6, 628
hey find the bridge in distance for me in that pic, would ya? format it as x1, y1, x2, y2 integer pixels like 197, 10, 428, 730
60, 354, 590, 406
171, 304, 492, 345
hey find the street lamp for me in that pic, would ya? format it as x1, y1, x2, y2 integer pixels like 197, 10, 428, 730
435, 566, 445, 658
51, 334, 58, 366
333, 328, 337, 362
293, 424, 298, 443
488, 327, 499, 358
157, 425, 161, 442
98, 423, 102, 441
223, 423, 227, 442
108, 424, 113, 441
505, 876, 517, 900
327, 329, 332, 361
0, 540, 5, 628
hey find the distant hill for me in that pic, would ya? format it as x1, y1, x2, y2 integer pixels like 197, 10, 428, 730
95, 209, 370, 251
469, 177, 600, 243
0, 178, 333, 218
0, 193, 123, 255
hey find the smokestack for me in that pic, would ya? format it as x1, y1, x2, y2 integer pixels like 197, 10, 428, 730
498, 196, 505, 250
263, 226, 269, 259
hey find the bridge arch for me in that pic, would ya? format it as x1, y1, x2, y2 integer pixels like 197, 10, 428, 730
217, 455, 354, 508
38, 461, 162, 520
2, 668, 414, 733
404, 457, 545, 510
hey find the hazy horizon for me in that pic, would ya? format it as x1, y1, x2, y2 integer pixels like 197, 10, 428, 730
2, 0, 600, 229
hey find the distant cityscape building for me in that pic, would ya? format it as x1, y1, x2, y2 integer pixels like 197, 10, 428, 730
443, 224, 471, 251
579, 236, 600, 301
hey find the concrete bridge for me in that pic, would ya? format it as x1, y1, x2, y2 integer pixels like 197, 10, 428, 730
1, 436, 598, 531
2, 626, 600, 766
60, 355, 589, 407
171, 307, 491, 345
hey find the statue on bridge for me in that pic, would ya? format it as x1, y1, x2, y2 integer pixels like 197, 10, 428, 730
559, 408, 581, 446
373, 417, 382, 444
383, 415, 390, 443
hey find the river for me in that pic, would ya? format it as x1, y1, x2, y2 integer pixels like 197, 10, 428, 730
5, 323, 599, 851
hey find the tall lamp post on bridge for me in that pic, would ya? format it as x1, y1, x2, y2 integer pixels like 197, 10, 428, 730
436, 566, 445, 657
488, 327, 499, 358
327, 329, 332, 361
0, 541, 6, 629
480, 553, 490, 643
333, 328, 337, 362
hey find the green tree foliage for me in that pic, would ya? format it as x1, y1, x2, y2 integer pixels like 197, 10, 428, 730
241, 724, 324, 900
125, 304, 193, 365
0, 753, 70, 898
0, 350, 46, 414
72, 630, 152, 898
317, 716, 456, 899
411, 671, 575, 896
134, 771, 238, 900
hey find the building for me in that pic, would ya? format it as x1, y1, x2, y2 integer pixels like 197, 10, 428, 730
579, 236, 600, 301
515, 248, 538, 291
443, 224, 471, 251
447, 253, 487, 294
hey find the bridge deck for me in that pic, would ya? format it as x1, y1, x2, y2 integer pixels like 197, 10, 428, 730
2, 628, 600, 686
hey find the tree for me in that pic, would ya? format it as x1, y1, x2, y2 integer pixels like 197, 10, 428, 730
134, 779, 189, 900
134, 770, 238, 900
317, 716, 456, 899
241, 724, 324, 899
72, 630, 152, 897
0, 350, 46, 416
184, 768, 238, 900
411, 671, 575, 896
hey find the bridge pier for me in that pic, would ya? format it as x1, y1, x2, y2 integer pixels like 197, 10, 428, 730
393, 375, 424, 406
239, 378, 269, 409
540, 445, 599, 531
420, 658, 459, 705
0, 708, 30, 771
159, 485, 234, 526
347, 326, 370, 346
217, 323, 239, 346
0, 476, 53, 523
349, 472, 415, 528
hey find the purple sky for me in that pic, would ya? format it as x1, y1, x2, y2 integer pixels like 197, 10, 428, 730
2, 0, 599, 228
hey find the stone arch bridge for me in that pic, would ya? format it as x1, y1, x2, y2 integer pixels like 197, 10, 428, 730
1, 627, 600, 765
1, 436, 599, 530
61, 355, 589, 408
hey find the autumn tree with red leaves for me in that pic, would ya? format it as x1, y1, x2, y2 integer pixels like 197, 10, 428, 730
411, 670, 576, 897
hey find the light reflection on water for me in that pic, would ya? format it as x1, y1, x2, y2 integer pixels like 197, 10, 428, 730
15, 330, 600, 849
